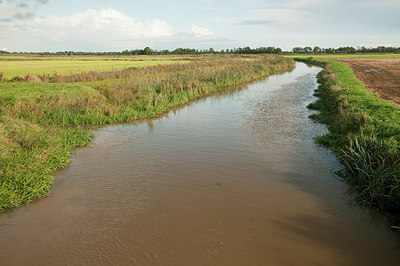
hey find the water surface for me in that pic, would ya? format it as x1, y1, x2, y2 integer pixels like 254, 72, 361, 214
1, 63, 399, 265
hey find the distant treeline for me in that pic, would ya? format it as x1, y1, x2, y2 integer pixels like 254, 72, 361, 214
3, 45, 400, 55
121, 46, 282, 55
104, 46, 400, 55
292, 46, 400, 54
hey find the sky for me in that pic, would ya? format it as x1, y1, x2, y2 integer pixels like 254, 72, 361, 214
0, 0, 399, 52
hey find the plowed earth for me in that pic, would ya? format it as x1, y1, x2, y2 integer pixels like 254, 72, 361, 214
332, 58, 400, 106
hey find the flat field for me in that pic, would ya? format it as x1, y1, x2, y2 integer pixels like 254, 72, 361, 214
0, 54, 192, 78
285, 53, 400, 59
289, 54, 400, 106
329, 58, 400, 106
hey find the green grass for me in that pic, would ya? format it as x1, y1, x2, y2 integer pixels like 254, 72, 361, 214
0, 54, 193, 61
0, 54, 191, 79
0, 55, 295, 210
297, 57, 400, 224
285, 53, 400, 59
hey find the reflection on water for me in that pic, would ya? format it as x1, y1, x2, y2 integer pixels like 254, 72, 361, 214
0, 63, 399, 265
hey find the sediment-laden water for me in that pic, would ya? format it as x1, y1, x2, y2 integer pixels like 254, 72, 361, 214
0, 63, 399, 265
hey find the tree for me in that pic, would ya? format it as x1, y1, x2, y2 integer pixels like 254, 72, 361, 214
377, 46, 386, 53
303, 46, 312, 53
266, 46, 275, 53
143, 47, 152, 55
292, 47, 303, 53
313, 46, 321, 53
240, 47, 251, 54
326, 48, 335, 54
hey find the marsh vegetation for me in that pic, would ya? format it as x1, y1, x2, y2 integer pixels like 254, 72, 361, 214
0, 54, 294, 210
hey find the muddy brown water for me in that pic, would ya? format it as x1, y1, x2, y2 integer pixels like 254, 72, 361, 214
1, 63, 399, 265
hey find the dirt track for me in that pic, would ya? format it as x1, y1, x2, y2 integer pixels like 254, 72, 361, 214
331, 58, 400, 106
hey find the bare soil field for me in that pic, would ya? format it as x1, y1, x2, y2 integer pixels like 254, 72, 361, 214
331, 58, 400, 106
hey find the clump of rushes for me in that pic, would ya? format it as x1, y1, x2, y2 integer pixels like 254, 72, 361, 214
340, 135, 400, 210
0, 55, 295, 210
297, 57, 400, 226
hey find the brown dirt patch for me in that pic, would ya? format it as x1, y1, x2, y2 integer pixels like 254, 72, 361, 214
329, 58, 400, 106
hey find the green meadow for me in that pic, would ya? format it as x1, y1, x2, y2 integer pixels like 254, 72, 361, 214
0, 54, 191, 79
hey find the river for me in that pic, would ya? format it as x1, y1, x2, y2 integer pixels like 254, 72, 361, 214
0, 62, 399, 265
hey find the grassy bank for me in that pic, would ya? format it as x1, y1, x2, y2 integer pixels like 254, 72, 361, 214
297, 58, 400, 224
0, 55, 295, 210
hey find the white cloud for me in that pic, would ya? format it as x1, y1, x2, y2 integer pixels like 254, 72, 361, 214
0, 5, 224, 51
0, 8, 175, 51
0, 0, 48, 19
191, 24, 214, 38
1, 0, 397, 51
0, 2, 23, 18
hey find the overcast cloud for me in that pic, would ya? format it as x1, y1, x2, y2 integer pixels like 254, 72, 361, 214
0, 0, 399, 52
